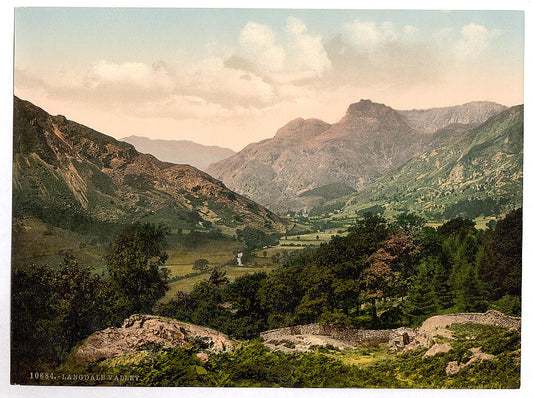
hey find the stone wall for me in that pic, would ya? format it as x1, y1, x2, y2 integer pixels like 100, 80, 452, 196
260, 323, 394, 345
260, 311, 520, 351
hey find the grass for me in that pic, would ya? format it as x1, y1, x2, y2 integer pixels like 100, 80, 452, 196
162, 238, 278, 298
164, 240, 241, 277
164, 264, 276, 298
11, 217, 106, 271
320, 344, 395, 368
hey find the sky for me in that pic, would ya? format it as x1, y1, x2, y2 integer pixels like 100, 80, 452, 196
13, 7, 525, 151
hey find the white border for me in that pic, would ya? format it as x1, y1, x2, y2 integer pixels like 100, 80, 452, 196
1, 1, 531, 397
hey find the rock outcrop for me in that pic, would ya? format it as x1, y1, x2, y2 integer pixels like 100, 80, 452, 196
208, 99, 506, 213
407, 310, 521, 349
445, 347, 495, 375
72, 315, 235, 364
13, 96, 285, 234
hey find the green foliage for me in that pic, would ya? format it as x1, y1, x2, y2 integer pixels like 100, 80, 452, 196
403, 259, 439, 326
193, 258, 210, 273
158, 209, 522, 337
12, 209, 523, 387
105, 224, 170, 317
480, 208, 522, 300
11, 256, 110, 383
56, 328, 520, 388
298, 182, 355, 201
489, 295, 521, 317
236, 226, 279, 251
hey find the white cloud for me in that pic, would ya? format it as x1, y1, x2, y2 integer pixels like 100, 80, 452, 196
188, 56, 275, 106
453, 23, 501, 59
286, 16, 307, 36
285, 17, 331, 75
343, 20, 384, 48
234, 17, 331, 82
403, 25, 419, 36
86, 61, 174, 91
381, 21, 397, 41
238, 21, 286, 73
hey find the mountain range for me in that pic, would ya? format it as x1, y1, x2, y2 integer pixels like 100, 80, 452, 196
12, 96, 286, 237
207, 100, 507, 213
121, 135, 235, 171
341, 104, 523, 219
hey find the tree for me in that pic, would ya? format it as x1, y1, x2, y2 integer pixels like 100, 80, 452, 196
360, 253, 400, 324
454, 263, 488, 312
207, 267, 229, 287
480, 209, 522, 300
393, 212, 426, 240
193, 259, 210, 273
11, 256, 108, 383
403, 260, 439, 326
105, 223, 169, 316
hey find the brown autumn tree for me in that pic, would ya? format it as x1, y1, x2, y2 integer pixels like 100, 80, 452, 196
361, 231, 420, 323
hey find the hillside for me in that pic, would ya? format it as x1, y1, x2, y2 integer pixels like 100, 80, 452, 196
121, 135, 235, 171
342, 105, 523, 219
398, 101, 507, 134
208, 100, 505, 214
12, 96, 286, 237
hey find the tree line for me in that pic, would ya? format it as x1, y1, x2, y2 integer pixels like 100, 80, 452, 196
157, 209, 522, 338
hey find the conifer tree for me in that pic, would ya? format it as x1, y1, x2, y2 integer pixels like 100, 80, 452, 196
403, 260, 439, 326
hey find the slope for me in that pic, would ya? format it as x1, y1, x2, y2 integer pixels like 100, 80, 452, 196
12, 96, 286, 238
121, 135, 235, 171
342, 105, 523, 219
208, 100, 431, 213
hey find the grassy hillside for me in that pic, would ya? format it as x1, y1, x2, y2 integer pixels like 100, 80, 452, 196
12, 218, 107, 271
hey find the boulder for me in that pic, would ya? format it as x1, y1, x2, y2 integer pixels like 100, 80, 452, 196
72, 314, 234, 364
405, 310, 521, 349
423, 343, 453, 358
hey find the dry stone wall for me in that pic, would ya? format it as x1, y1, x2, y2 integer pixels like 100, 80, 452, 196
260, 324, 399, 345
260, 311, 520, 351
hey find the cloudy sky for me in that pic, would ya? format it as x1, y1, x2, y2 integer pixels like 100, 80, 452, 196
14, 7, 524, 150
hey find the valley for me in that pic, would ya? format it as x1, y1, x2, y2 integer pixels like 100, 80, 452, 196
11, 96, 523, 389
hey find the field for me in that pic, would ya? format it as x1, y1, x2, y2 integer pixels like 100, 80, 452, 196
162, 239, 279, 298
11, 217, 106, 272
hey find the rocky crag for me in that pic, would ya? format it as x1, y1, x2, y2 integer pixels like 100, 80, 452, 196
72, 314, 235, 364
13, 96, 285, 234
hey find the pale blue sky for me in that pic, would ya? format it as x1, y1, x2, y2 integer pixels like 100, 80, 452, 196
15, 8, 524, 66
14, 8, 525, 150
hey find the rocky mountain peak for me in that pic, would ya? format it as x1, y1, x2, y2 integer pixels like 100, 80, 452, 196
274, 117, 330, 140
341, 99, 407, 126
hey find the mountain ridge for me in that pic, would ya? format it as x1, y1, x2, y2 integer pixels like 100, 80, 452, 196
398, 101, 507, 134
208, 99, 505, 213
340, 104, 523, 219
12, 96, 286, 236
121, 135, 236, 171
